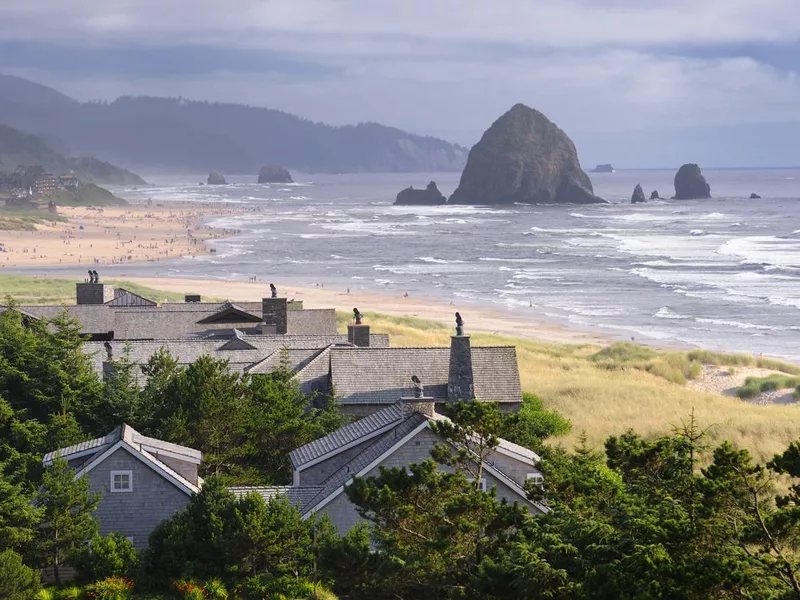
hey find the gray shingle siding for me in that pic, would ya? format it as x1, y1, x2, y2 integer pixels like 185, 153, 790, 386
155, 454, 199, 487
287, 309, 337, 335
87, 449, 190, 551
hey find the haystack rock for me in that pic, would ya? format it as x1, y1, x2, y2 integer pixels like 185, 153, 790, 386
258, 164, 293, 184
395, 181, 446, 206
448, 104, 606, 206
631, 183, 646, 204
207, 170, 227, 185
650, 190, 660, 200
673, 164, 711, 199
750, 193, 761, 199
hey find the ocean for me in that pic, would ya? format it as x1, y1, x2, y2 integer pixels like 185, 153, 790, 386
44, 169, 800, 360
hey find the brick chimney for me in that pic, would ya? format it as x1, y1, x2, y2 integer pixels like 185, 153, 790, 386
76, 282, 114, 305
262, 298, 288, 334
447, 334, 475, 402
347, 324, 370, 347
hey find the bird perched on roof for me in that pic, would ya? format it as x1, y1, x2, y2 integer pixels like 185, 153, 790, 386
269, 283, 277, 298
455, 312, 465, 335
87, 269, 94, 283
103, 341, 112, 360
411, 374, 424, 398
353, 308, 362, 325
92, 269, 99, 283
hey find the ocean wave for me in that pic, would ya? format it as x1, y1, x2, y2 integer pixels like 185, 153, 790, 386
654, 307, 693, 320
417, 257, 463, 264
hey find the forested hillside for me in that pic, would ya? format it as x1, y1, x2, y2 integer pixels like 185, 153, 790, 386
0, 74, 468, 174
0, 123, 146, 185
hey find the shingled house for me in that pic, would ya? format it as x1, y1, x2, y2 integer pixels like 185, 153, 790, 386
232, 396, 546, 533
86, 330, 522, 416
43, 424, 201, 551
12, 279, 338, 341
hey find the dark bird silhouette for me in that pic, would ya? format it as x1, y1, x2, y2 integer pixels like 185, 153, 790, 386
411, 375, 424, 398
103, 341, 112, 359
455, 312, 465, 335
91, 270, 99, 283
87, 269, 94, 283
353, 308, 362, 325
269, 283, 277, 298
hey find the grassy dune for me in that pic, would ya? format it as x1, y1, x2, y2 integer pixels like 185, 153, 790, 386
341, 312, 800, 463
0, 274, 193, 305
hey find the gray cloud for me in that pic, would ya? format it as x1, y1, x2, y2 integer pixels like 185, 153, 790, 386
0, 0, 799, 166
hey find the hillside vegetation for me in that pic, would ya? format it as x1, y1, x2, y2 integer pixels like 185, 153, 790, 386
340, 312, 800, 463
0, 123, 146, 185
0, 275, 193, 305
0, 74, 467, 174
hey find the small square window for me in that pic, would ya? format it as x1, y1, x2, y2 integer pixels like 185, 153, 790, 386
466, 477, 488, 492
111, 470, 133, 492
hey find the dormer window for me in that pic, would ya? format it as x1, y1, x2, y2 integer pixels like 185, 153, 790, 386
526, 473, 544, 486
111, 470, 133, 492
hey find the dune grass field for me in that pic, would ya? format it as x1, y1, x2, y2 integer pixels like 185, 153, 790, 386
339, 312, 800, 464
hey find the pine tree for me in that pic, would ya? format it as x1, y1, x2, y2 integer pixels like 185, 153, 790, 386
32, 456, 99, 585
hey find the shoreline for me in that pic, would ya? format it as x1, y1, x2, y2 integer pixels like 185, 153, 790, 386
0, 202, 249, 269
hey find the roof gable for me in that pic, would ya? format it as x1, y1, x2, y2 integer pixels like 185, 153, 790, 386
217, 329, 257, 351
196, 303, 262, 324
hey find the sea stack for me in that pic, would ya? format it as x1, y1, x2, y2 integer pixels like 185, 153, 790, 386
448, 104, 606, 205
395, 181, 447, 206
258, 164, 293, 184
631, 184, 646, 204
207, 170, 227, 185
673, 164, 711, 199
650, 190, 660, 200
750, 193, 762, 199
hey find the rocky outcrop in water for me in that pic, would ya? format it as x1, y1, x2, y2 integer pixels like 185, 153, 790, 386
673, 164, 711, 199
395, 181, 446, 205
631, 184, 646, 204
592, 164, 614, 173
207, 170, 227, 185
448, 104, 606, 206
650, 190, 660, 200
750, 193, 761, 199
258, 164, 293, 184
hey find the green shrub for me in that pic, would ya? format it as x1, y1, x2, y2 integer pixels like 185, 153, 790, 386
72, 533, 138, 583
84, 576, 134, 600
0, 549, 42, 600
59, 586, 85, 600
736, 374, 800, 399
591, 342, 657, 363
35, 589, 57, 600
204, 578, 228, 599
241, 576, 337, 600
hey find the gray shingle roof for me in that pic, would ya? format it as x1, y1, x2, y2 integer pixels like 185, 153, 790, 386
301, 412, 429, 514
329, 346, 522, 405
43, 423, 201, 465
289, 403, 403, 469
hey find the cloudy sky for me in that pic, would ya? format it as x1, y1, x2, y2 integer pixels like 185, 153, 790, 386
1, 0, 799, 167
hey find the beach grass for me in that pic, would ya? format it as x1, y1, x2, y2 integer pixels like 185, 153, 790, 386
0, 207, 67, 231
0, 275, 193, 305
342, 312, 800, 464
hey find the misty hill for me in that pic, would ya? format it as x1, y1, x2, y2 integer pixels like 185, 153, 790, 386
0, 74, 468, 174
0, 123, 146, 185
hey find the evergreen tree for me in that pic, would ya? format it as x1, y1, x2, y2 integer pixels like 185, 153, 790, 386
0, 465, 41, 553
0, 548, 41, 600
32, 456, 99, 585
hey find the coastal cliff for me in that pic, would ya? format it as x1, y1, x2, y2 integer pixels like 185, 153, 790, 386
448, 104, 605, 205
674, 164, 711, 199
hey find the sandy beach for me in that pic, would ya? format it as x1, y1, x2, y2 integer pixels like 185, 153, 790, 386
0, 204, 247, 268
118, 275, 618, 346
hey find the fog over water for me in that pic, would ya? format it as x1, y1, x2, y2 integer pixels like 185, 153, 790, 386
29, 169, 800, 361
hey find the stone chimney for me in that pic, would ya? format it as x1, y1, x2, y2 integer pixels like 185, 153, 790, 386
262, 297, 288, 334
447, 334, 475, 402
347, 324, 370, 347
399, 396, 436, 418
184, 294, 201, 303
76, 282, 114, 305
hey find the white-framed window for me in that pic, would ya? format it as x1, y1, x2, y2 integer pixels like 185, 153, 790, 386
466, 477, 488, 491
526, 473, 544, 486
110, 470, 133, 492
